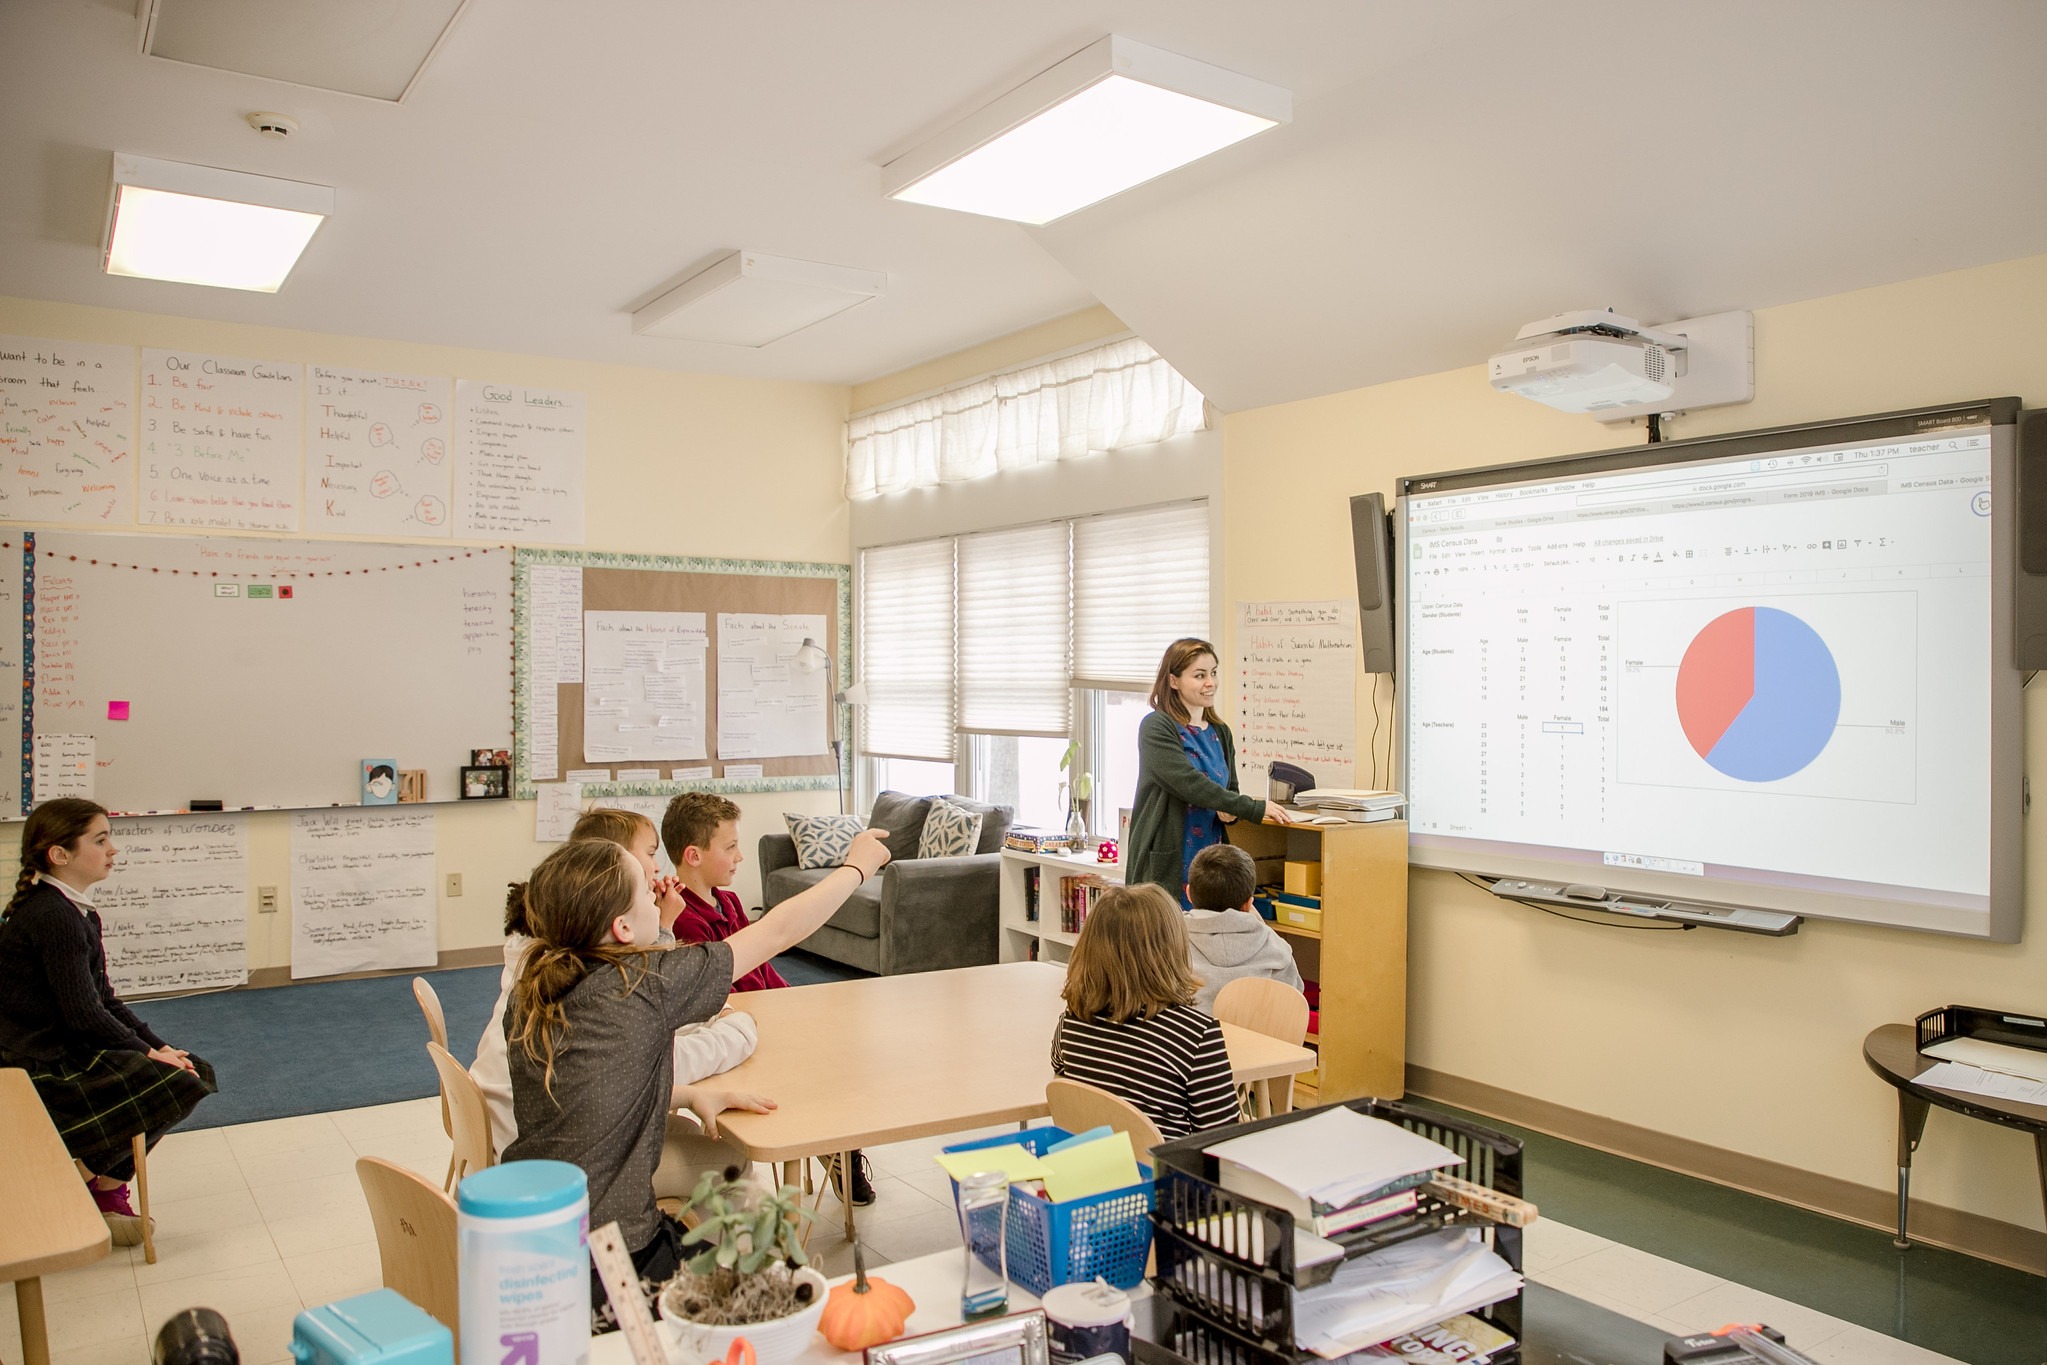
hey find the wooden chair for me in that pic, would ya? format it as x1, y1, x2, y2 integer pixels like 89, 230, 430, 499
425, 1042, 495, 1193
412, 977, 454, 1145
1213, 978, 1311, 1117
1045, 1079, 1166, 1158
356, 1156, 459, 1352
130, 1135, 155, 1265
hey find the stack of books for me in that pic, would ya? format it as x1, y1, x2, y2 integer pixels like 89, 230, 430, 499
1006, 826, 1080, 853
1058, 873, 1109, 933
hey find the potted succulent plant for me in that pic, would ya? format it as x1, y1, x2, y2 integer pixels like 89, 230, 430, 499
656, 1171, 828, 1365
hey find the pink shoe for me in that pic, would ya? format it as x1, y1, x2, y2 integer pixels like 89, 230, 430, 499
91, 1182, 137, 1217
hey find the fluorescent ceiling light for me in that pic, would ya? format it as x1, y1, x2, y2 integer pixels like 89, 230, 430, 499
103, 153, 331, 293
883, 35, 1291, 225
633, 251, 886, 347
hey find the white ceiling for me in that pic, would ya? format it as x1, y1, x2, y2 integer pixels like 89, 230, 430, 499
2, 1, 2043, 414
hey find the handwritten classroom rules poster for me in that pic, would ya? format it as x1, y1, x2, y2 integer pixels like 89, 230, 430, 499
290, 808, 437, 979
98, 816, 248, 995
306, 365, 454, 536
140, 349, 303, 531
454, 380, 584, 543
0, 336, 135, 524
1235, 600, 1358, 798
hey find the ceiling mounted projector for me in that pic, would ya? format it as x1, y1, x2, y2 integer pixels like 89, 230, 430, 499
1489, 308, 1753, 422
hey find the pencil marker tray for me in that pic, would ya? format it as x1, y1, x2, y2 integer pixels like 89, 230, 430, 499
1146, 1099, 1524, 1354
942, 1126, 1154, 1295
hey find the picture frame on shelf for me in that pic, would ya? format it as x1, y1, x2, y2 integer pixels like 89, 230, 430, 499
461, 764, 510, 800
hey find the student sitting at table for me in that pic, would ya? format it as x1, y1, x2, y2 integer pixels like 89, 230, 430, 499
1051, 882, 1239, 1142
1184, 844, 1302, 1014
472, 807, 764, 1190
0, 798, 217, 1246
504, 823, 890, 1306
662, 792, 877, 1205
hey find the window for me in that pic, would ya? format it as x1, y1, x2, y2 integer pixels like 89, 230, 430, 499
846, 338, 1208, 499
856, 501, 1210, 826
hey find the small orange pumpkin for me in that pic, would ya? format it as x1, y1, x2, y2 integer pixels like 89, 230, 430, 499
820, 1245, 915, 1352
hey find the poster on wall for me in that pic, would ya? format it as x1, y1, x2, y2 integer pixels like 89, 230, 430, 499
290, 807, 437, 979
0, 335, 136, 524
1234, 599, 1358, 799
305, 365, 454, 536
140, 349, 303, 532
98, 815, 248, 995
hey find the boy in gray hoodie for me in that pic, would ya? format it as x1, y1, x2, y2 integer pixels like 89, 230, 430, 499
1185, 843, 1303, 1013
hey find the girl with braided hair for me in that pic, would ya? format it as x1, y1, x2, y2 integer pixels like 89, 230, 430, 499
502, 822, 888, 1307
0, 799, 215, 1245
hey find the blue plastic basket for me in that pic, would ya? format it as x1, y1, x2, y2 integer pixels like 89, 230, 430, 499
942, 1126, 1154, 1295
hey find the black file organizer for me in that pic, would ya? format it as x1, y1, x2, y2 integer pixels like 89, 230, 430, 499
1139, 1099, 1525, 1365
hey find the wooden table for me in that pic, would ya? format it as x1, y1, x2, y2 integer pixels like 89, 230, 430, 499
1862, 1023, 2047, 1247
715, 962, 1317, 1237
0, 1069, 113, 1365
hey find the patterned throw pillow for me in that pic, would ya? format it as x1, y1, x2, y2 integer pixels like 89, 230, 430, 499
785, 813, 866, 870
918, 798, 985, 859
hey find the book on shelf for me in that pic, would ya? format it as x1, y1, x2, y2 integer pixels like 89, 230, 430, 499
1024, 865, 1039, 922
1059, 873, 1110, 933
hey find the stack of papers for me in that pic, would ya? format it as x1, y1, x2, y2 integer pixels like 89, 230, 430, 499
1292, 1228, 1521, 1357
1916, 1036, 2047, 1106
934, 1129, 1142, 1202
1290, 788, 1405, 812
1205, 1107, 1463, 1211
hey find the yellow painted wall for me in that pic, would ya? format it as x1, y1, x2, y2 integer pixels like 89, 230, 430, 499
849, 305, 1125, 413
1222, 253, 2047, 1236
0, 295, 850, 976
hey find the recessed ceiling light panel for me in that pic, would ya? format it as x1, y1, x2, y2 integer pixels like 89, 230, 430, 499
883, 35, 1291, 225
633, 252, 886, 347
103, 153, 332, 293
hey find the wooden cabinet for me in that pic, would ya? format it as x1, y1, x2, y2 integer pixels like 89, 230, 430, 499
1230, 819, 1409, 1103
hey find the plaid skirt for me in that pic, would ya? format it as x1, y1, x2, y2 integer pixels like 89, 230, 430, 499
4, 1047, 217, 1180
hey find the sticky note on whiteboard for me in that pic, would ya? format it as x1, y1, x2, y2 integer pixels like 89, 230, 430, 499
108, 701, 131, 721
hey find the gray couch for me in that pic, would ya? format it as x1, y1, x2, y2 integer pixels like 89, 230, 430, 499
757, 791, 1013, 976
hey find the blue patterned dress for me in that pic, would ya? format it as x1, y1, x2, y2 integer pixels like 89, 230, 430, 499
1177, 723, 1231, 906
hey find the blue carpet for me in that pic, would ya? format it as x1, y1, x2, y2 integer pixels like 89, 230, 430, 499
138, 950, 865, 1130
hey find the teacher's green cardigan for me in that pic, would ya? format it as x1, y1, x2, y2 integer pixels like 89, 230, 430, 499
1126, 709, 1268, 898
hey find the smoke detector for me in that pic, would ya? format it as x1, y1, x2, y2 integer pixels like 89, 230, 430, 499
246, 112, 300, 140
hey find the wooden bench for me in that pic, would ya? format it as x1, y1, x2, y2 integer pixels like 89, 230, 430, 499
0, 1068, 112, 1365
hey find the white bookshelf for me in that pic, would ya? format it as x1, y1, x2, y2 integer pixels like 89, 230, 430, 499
997, 847, 1123, 963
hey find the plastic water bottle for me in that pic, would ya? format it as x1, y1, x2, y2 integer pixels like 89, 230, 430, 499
457, 1161, 590, 1365
957, 1171, 1010, 1320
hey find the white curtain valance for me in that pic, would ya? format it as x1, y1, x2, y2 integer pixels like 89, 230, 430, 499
846, 338, 1208, 500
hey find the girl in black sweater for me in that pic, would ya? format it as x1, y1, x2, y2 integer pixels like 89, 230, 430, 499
0, 799, 215, 1244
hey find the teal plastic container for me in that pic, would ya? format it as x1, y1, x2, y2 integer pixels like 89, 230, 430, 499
290, 1289, 452, 1365
457, 1160, 590, 1365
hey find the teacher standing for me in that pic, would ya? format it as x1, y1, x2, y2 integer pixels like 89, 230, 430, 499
1127, 638, 1290, 903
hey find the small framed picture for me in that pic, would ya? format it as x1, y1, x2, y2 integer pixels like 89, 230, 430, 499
865, 1311, 1047, 1365
471, 747, 511, 768
461, 764, 510, 800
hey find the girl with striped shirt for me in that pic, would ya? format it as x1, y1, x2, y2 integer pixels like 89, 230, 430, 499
1051, 883, 1239, 1142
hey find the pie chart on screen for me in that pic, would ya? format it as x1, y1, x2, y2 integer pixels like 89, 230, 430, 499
1676, 606, 1841, 782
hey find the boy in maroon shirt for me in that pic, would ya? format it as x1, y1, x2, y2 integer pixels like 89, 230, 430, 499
661, 792, 872, 1203
662, 792, 788, 993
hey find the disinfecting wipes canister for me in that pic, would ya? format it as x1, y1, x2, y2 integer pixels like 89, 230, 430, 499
458, 1160, 591, 1365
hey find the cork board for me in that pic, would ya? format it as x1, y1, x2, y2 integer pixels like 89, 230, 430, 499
512, 548, 850, 800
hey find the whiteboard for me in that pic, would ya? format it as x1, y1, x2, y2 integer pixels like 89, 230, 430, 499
22, 530, 512, 811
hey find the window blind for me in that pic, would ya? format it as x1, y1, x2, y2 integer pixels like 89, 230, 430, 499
857, 538, 956, 761
1072, 501, 1211, 689
957, 521, 1071, 736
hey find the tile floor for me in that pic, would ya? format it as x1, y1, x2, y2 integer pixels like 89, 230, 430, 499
1, 1097, 1966, 1365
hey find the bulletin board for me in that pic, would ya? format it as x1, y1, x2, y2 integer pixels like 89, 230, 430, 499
8, 529, 513, 815
513, 548, 850, 800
